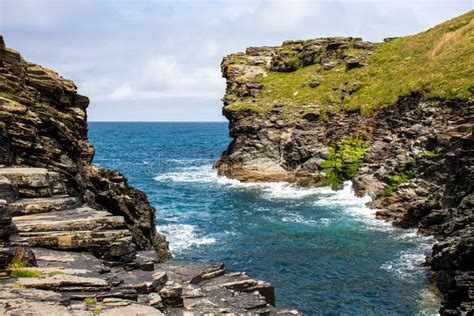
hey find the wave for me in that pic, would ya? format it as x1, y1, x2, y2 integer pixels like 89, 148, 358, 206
154, 165, 219, 183
154, 164, 435, 282
157, 223, 216, 254
154, 164, 326, 199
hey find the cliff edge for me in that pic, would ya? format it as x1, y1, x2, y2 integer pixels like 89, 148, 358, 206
215, 11, 473, 315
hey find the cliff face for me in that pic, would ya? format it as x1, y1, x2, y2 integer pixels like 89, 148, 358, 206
216, 11, 473, 315
0, 36, 169, 258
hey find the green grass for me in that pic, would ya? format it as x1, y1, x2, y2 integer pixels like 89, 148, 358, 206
93, 306, 103, 313
320, 138, 369, 189
10, 269, 44, 278
8, 247, 31, 269
0, 92, 15, 101
8, 258, 28, 269
228, 10, 474, 116
47, 271, 65, 276
417, 151, 439, 158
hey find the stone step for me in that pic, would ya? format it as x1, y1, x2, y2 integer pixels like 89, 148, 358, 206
9, 195, 81, 216
16, 274, 111, 292
13, 207, 127, 232
0, 167, 66, 198
19, 230, 135, 261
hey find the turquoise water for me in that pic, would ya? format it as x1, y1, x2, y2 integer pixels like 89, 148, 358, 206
89, 122, 437, 315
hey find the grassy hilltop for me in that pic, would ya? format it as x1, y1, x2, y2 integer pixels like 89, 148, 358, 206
227, 10, 474, 116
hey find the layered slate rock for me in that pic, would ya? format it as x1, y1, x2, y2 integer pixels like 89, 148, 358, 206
0, 176, 35, 269
0, 167, 136, 263
0, 36, 169, 257
0, 248, 299, 315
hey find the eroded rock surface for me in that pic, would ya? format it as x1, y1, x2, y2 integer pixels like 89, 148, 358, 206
0, 248, 297, 315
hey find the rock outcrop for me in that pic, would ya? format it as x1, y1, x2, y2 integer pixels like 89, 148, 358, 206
0, 35, 168, 257
0, 247, 298, 315
215, 11, 473, 315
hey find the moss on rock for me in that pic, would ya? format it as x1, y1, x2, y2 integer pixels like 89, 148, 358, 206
320, 138, 369, 189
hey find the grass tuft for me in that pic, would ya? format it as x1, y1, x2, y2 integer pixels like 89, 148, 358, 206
0, 91, 15, 101
10, 269, 44, 278
84, 297, 97, 304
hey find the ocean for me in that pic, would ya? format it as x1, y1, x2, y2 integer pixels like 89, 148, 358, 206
89, 122, 439, 315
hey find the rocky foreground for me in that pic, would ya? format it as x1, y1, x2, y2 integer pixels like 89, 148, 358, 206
215, 12, 473, 315
0, 36, 299, 314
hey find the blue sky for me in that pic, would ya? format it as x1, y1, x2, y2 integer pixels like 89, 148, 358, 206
0, 0, 471, 121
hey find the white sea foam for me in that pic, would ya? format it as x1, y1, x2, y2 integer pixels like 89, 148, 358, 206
157, 223, 215, 254
281, 213, 319, 225
381, 248, 432, 280
155, 164, 436, 282
154, 165, 219, 183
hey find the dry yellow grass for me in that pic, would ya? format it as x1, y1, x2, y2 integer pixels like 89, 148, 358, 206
428, 18, 474, 59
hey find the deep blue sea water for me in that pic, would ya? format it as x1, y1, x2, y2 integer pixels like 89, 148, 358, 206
89, 122, 439, 315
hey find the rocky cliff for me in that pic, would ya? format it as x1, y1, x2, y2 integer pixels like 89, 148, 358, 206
215, 11, 473, 315
0, 36, 297, 314
0, 35, 168, 257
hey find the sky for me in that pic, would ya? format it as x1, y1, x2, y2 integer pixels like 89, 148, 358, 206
0, 0, 472, 121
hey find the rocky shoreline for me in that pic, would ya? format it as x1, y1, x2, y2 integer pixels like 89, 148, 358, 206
215, 14, 473, 315
0, 36, 297, 314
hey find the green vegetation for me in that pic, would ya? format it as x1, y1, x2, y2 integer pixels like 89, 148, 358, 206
320, 138, 369, 189
8, 258, 28, 269
10, 269, 44, 278
228, 11, 474, 116
8, 247, 30, 269
417, 151, 438, 158
0, 91, 15, 101
7, 248, 44, 278
382, 163, 415, 196
84, 297, 98, 304
93, 306, 103, 313
47, 270, 65, 276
